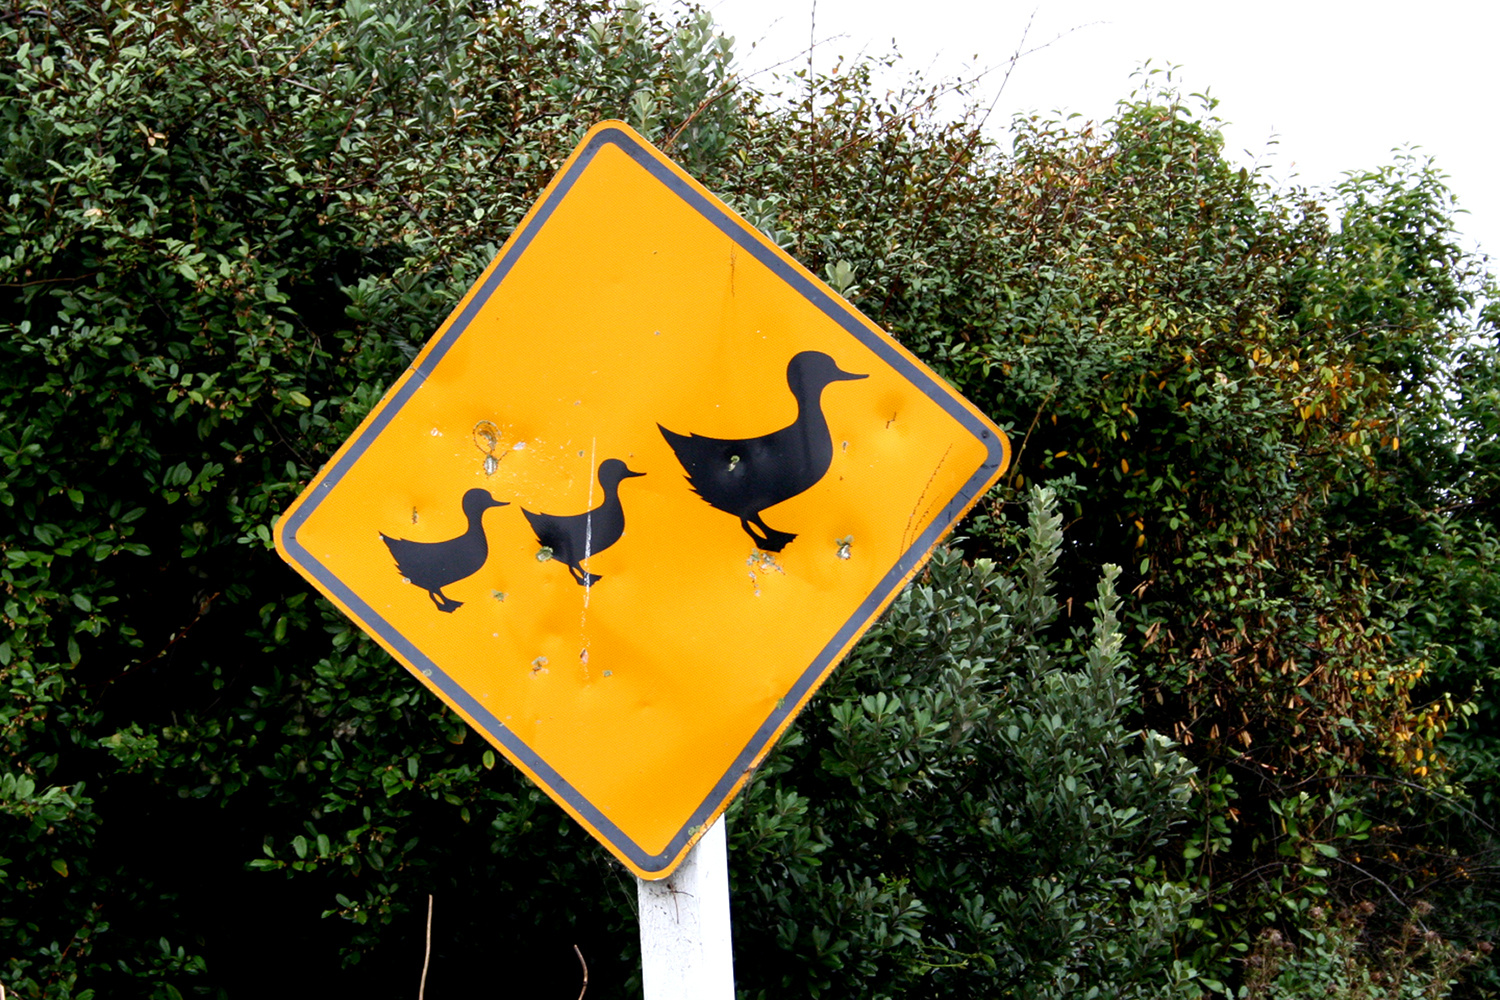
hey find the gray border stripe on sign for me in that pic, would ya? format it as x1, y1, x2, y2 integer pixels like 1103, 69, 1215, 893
281, 127, 1006, 873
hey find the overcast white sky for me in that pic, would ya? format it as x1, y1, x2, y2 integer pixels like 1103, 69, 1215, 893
706, 0, 1498, 265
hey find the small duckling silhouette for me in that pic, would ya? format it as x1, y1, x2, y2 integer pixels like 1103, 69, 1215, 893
659, 351, 867, 552
380, 489, 508, 613
523, 458, 645, 587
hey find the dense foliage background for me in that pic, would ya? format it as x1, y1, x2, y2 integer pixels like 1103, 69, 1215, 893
3, 0, 1496, 996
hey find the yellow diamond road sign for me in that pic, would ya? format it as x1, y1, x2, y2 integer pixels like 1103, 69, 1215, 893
275, 121, 1010, 878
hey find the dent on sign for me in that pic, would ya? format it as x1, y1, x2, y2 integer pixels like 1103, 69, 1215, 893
274, 120, 1010, 879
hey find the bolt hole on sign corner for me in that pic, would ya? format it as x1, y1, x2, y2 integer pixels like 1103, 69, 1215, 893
274, 121, 1010, 879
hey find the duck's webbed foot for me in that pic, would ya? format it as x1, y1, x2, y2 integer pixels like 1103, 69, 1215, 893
568, 565, 602, 587
742, 516, 797, 553
429, 589, 463, 613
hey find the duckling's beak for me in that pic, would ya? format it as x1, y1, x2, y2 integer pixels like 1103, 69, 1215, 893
485, 496, 511, 508
622, 466, 647, 479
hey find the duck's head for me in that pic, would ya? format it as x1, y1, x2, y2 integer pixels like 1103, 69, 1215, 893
787, 351, 868, 396
598, 458, 646, 488
460, 488, 509, 516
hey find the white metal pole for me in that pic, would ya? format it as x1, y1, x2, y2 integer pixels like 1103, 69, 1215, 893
637, 815, 735, 999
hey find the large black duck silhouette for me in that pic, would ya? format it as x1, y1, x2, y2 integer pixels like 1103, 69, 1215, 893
523, 458, 645, 587
381, 488, 508, 613
659, 350, 867, 552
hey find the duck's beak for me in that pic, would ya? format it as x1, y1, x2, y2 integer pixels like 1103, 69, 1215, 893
832, 365, 869, 381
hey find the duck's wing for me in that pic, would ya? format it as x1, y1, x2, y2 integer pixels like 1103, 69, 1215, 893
523, 507, 578, 564
380, 532, 432, 581
658, 424, 741, 496
665, 424, 802, 516
521, 507, 551, 542
380, 531, 410, 563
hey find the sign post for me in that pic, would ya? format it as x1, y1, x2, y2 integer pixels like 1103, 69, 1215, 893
637, 816, 734, 999
275, 120, 1009, 986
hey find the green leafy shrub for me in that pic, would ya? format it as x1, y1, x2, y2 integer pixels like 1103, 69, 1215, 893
728, 488, 1205, 999
1243, 902, 1486, 1000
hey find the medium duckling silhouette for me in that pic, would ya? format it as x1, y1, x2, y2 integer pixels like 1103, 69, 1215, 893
659, 350, 867, 552
523, 458, 645, 587
380, 488, 508, 613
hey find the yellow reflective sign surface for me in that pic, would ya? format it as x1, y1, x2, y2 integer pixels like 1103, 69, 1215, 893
276, 122, 1009, 878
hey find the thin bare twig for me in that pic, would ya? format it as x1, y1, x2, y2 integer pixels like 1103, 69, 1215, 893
717, 4, 850, 89
663, 75, 740, 151
573, 944, 589, 1000
971, 11, 1039, 135
910, 11, 1036, 239
806, 0, 818, 195
101, 590, 223, 689
832, 19, 1099, 160
1334, 856, 1427, 930
322, 66, 382, 204
1007, 390, 1055, 485
418, 894, 433, 1000
0, 272, 98, 289
275, 21, 337, 76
